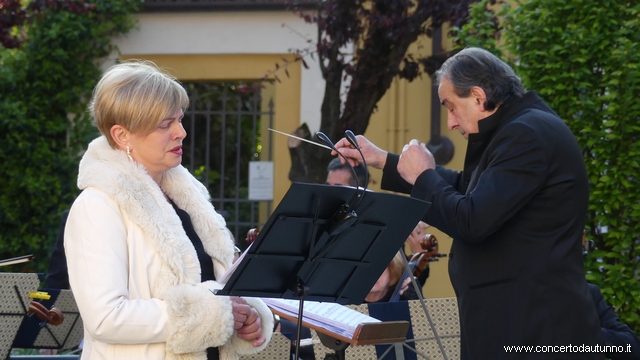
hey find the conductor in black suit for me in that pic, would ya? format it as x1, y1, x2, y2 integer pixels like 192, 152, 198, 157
333, 47, 603, 359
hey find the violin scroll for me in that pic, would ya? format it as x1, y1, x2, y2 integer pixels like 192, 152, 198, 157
246, 228, 260, 245
29, 301, 63, 326
409, 233, 446, 278
419, 234, 439, 255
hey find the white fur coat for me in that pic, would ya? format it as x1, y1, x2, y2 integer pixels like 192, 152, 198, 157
64, 136, 273, 360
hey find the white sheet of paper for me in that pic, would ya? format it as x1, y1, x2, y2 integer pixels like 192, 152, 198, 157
219, 242, 253, 284
262, 298, 380, 339
248, 161, 274, 200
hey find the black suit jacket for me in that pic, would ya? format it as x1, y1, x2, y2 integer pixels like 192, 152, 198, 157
382, 92, 603, 359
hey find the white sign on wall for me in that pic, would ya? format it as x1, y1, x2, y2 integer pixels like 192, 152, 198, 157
248, 161, 274, 201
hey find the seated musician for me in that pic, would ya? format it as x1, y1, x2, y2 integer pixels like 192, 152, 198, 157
365, 251, 419, 303
583, 233, 640, 359
405, 221, 432, 287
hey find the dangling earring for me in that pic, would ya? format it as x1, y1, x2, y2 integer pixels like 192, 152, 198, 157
126, 146, 133, 161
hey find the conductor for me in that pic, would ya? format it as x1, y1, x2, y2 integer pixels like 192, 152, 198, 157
333, 47, 603, 359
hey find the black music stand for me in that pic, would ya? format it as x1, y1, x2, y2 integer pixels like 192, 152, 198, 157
0, 273, 41, 360
217, 182, 430, 358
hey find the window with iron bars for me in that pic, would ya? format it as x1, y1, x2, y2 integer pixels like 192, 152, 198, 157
181, 81, 272, 248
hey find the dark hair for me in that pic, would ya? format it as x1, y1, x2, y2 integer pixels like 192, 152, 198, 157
435, 47, 525, 111
326, 157, 369, 187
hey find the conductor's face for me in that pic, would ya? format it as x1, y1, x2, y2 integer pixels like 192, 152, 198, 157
438, 78, 487, 139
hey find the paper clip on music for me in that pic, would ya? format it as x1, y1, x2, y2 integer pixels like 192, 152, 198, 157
29, 291, 51, 300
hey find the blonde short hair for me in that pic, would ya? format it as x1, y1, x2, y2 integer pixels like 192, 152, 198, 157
89, 60, 190, 148
387, 251, 406, 286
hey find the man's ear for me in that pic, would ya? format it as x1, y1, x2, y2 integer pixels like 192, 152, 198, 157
110, 125, 129, 150
470, 86, 488, 111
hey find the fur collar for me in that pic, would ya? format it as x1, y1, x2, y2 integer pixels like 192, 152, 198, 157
77, 136, 234, 289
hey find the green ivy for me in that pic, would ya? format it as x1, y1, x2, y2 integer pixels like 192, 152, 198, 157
450, 0, 507, 58
0, 0, 142, 274
454, 0, 640, 332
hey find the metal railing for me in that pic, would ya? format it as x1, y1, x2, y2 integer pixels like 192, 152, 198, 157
10, 356, 79, 360
181, 82, 272, 244
142, 0, 318, 12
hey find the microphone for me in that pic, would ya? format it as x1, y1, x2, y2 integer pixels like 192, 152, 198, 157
344, 130, 368, 209
315, 131, 359, 235
316, 132, 360, 190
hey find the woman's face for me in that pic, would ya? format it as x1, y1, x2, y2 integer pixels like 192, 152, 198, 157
128, 109, 186, 183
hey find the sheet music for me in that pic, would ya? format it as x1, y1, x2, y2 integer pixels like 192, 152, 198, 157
219, 243, 253, 283
262, 298, 380, 339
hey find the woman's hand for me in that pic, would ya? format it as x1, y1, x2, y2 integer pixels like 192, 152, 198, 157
231, 296, 266, 347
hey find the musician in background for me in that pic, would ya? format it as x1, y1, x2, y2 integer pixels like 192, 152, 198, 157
43, 210, 71, 290
583, 238, 640, 359
364, 251, 419, 303
588, 283, 640, 359
325, 157, 368, 187
405, 220, 432, 287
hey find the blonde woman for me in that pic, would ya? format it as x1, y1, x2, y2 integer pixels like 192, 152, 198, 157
64, 60, 272, 360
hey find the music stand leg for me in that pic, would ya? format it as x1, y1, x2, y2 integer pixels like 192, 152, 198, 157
316, 332, 348, 360
393, 343, 405, 360
290, 277, 309, 360
400, 256, 448, 360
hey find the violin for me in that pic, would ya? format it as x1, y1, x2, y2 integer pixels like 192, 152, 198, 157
28, 301, 63, 325
408, 233, 446, 278
582, 229, 595, 255
246, 228, 260, 245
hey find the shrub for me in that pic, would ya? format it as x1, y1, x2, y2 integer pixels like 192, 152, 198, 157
0, 0, 142, 273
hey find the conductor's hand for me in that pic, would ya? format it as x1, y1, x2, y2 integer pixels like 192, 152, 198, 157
398, 139, 436, 185
332, 135, 388, 169
231, 296, 266, 347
